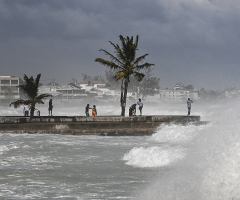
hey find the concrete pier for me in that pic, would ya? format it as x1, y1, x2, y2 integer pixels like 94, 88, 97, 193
0, 115, 203, 136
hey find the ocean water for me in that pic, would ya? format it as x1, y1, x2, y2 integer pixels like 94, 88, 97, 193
1, 100, 240, 199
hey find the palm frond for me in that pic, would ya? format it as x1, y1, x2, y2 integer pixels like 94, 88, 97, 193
99, 49, 123, 65
134, 35, 139, 48
35, 74, 41, 87
133, 54, 149, 66
119, 35, 126, 50
20, 74, 41, 99
115, 72, 126, 80
36, 93, 52, 100
108, 41, 120, 52
134, 62, 155, 70
133, 72, 145, 82
95, 58, 124, 70
9, 99, 32, 108
108, 41, 126, 61
35, 99, 45, 105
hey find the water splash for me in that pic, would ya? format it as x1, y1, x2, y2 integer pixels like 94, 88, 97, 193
135, 99, 240, 200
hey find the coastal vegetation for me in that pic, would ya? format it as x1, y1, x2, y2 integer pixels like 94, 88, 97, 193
95, 35, 154, 116
9, 74, 52, 117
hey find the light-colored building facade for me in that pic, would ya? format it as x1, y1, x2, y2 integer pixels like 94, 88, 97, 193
79, 80, 106, 89
160, 84, 199, 103
56, 85, 87, 101
0, 76, 20, 104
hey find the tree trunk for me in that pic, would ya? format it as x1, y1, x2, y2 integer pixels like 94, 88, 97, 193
30, 102, 35, 117
121, 78, 129, 116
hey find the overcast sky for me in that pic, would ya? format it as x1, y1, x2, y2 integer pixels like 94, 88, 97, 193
1, 0, 240, 90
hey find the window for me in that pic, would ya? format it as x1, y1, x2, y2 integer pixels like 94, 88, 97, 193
1, 80, 10, 84
11, 80, 18, 84
11, 86, 18, 91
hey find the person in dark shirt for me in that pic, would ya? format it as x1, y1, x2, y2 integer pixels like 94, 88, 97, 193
48, 99, 53, 116
85, 104, 92, 117
187, 98, 193, 116
129, 106, 133, 116
129, 103, 137, 116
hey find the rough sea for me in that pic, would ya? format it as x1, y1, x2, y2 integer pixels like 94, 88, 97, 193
1, 100, 240, 199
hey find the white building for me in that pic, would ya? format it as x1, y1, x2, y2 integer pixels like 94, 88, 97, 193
144, 93, 161, 102
56, 85, 87, 101
79, 80, 106, 89
160, 84, 199, 103
38, 85, 62, 98
0, 76, 20, 104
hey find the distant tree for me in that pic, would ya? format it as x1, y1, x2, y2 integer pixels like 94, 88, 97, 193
68, 83, 82, 89
70, 78, 78, 84
68, 77, 81, 89
81, 73, 105, 83
104, 69, 121, 88
184, 84, 194, 91
95, 35, 154, 116
198, 88, 223, 101
10, 74, 52, 117
82, 73, 92, 81
137, 68, 160, 100
93, 75, 105, 82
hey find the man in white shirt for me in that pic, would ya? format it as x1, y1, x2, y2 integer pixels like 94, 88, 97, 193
23, 105, 29, 116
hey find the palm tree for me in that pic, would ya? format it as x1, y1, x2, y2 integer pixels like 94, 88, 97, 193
9, 74, 52, 117
95, 35, 154, 116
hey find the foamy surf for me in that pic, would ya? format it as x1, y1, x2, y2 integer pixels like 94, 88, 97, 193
150, 123, 210, 144
123, 145, 186, 168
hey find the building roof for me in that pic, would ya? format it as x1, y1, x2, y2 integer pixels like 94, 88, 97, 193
79, 80, 105, 85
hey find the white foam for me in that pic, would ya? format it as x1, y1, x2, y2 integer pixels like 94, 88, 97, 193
135, 99, 240, 199
0, 145, 9, 155
123, 146, 186, 168
150, 123, 209, 144
0, 106, 22, 116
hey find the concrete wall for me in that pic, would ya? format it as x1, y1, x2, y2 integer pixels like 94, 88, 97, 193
0, 115, 202, 136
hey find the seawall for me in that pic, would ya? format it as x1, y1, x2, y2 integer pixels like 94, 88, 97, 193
0, 115, 203, 136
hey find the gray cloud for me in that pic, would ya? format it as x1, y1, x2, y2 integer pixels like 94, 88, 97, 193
1, 0, 240, 89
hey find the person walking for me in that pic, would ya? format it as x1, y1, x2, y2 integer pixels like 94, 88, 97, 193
85, 104, 92, 117
187, 98, 193, 116
23, 105, 29, 116
137, 99, 143, 116
48, 99, 53, 116
92, 105, 97, 117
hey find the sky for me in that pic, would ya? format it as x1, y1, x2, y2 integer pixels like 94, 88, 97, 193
1, 0, 240, 90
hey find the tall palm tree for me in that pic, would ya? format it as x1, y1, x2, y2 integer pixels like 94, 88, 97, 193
10, 74, 52, 117
95, 35, 154, 116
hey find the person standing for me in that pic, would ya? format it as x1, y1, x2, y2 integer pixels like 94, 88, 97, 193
85, 104, 92, 117
187, 98, 193, 116
23, 105, 29, 116
92, 105, 97, 117
48, 99, 53, 116
137, 99, 143, 116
